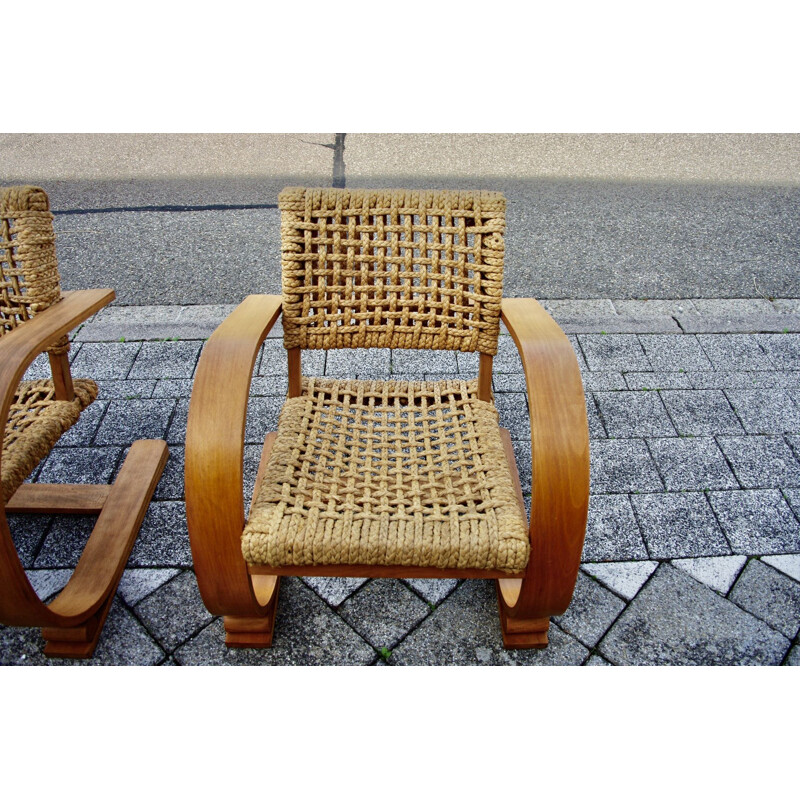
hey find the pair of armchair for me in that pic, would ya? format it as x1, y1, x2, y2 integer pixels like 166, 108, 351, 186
1, 185, 589, 658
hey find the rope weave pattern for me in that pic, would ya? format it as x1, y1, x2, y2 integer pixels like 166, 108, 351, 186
279, 187, 505, 355
1, 185, 69, 354
242, 377, 529, 572
2, 379, 98, 501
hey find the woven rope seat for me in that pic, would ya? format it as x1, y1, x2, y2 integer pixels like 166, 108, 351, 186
2, 378, 97, 502
242, 376, 530, 573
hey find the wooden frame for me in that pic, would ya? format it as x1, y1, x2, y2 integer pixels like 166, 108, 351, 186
0, 290, 169, 658
185, 295, 589, 650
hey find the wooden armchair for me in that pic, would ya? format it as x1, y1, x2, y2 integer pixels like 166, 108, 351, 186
186, 187, 589, 650
0, 186, 168, 658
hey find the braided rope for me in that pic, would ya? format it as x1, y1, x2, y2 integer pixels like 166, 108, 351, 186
1, 185, 69, 356
242, 377, 529, 573
279, 187, 505, 355
2, 379, 98, 501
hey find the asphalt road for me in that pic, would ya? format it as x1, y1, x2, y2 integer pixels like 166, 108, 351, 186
45, 176, 800, 304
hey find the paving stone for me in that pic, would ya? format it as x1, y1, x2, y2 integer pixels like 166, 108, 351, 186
671, 555, 747, 594
34, 515, 94, 567
326, 348, 390, 377
566, 335, 589, 372
589, 439, 663, 494
582, 495, 647, 561
598, 563, 790, 665
166, 398, 189, 445
117, 568, 181, 605
390, 580, 589, 665
491, 335, 524, 372
717, 435, 800, 488
128, 341, 203, 379
495, 392, 530, 440
492, 372, 527, 393
756, 334, 800, 370
93, 398, 175, 445
786, 646, 800, 665
696, 334, 774, 371
153, 446, 184, 499
612, 299, 699, 317
5, 515, 51, 567
403, 578, 460, 605
553, 571, 626, 648
582, 561, 658, 600
134, 571, 214, 650
579, 334, 651, 372
784, 488, 800, 519
256, 339, 288, 375
391, 349, 458, 374
594, 391, 676, 437
338, 579, 431, 649
586, 654, 612, 665
631, 492, 731, 558
585, 395, 606, 439
660, 390, 744, 436
174, 578, 376, 665
676, 301, 800, 334
729, 559, 800, 639
724, 389, 800, 434
25, 569, 72, 601
761, 554, 800, 583
541, 299, 617, 319
582, 371, 628, 391
57, 400, 108, 445
0, 598, 165, 666
772, 300, 800, 314
22, 351, 56, 380
94, 379, 156, 399
152, 379, 194, 397
301, 576, 368, 607
128, 501, 192, 566
250, 375, 289, 396
693, 299, 777, 317
624, 371, 693, 390
639, 334, 713, 371
509, 437, 531, 491
708, 490, 800, 555
37, 446, 122, 485
647, 437, 738, 491
455, 350, 481, 373
69, 341, 142, 379
786, 435, 800, 462
688, 371, 789, 389
245, 396, 282, 444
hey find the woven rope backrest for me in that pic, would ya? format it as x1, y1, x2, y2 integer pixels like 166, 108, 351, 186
0, 186, 61, 339
280, 187, 505, 354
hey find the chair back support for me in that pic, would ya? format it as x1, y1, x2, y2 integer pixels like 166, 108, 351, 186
0, 186, 62, 339
279, 187, 505, 355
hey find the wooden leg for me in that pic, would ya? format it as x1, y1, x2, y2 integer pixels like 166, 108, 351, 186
223, 577, 280, 648
496, 583, 550, 649
42, 590, 116, 659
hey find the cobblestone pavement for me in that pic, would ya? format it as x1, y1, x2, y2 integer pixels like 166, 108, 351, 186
2, 298, 800, 666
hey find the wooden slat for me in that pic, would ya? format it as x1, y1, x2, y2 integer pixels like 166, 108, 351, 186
6, 484, 111, 514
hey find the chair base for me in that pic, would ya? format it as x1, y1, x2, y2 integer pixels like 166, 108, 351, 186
496, 584, 550, 649
42, 590, 115, 658
2, 439, 168, 659
223, 581, 280, 648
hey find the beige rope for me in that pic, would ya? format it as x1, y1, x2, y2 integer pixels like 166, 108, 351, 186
243, 377, 529, 573
279, 187, 505, 355
1, 185, 70, 356
2, 379, 98, 501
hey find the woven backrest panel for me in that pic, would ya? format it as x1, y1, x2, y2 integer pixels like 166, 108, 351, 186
0, 186, 61, 338
279, 187, 505, 354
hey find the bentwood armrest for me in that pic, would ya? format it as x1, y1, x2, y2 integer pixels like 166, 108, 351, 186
185, 294, 282, 616
0, 289, 115, 421
500, 297, 590, 619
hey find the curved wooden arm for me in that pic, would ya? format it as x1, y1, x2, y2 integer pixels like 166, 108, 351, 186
185, 294, 282, 617
498, 298, 590, 620
0, 289, 115, 627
